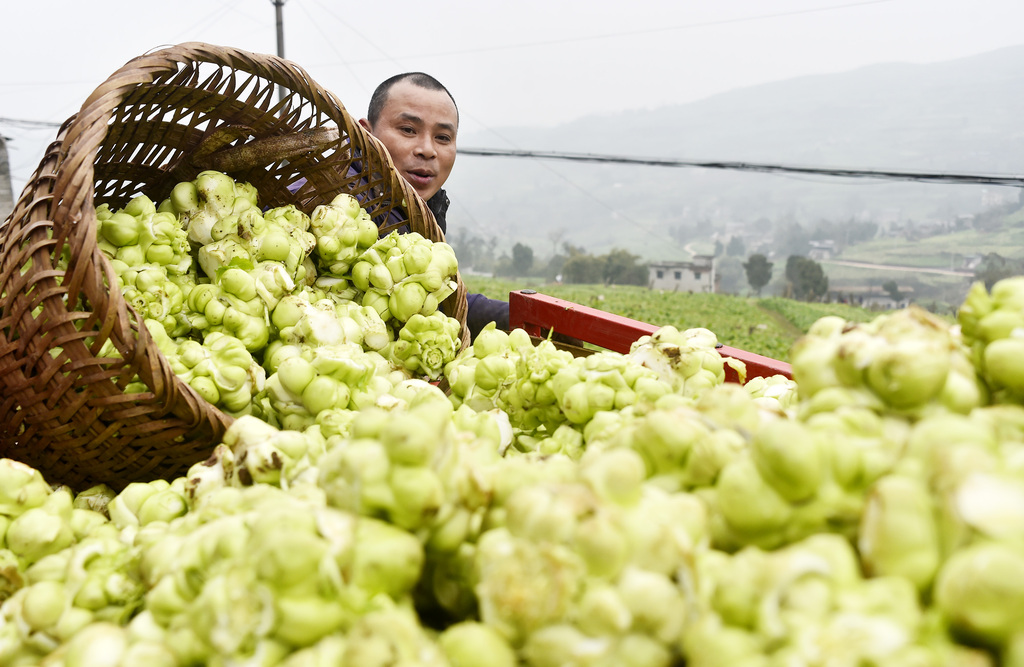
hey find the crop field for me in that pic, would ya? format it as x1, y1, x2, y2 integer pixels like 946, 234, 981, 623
463, 277, 882, 362
839, 228, 1024, 264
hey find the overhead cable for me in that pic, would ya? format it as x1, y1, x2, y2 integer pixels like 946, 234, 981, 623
5, 116, 1021, 189
0, 117, 62, 130
457, 147, 1024, 188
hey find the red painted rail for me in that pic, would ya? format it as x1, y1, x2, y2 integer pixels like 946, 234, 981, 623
508, 290, 793, 384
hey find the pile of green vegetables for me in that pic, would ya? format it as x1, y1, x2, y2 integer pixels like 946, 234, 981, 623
95, 170, 465, 424
1, 170, 1022, 666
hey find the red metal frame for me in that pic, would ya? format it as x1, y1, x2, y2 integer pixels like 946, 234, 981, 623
508, 290, 793, 384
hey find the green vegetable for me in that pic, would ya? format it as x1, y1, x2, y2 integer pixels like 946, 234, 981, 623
0, 460, 52, 517
629, 325, 745, 395
350, 231, 459, 325
388, 311, 463, 380
935, 541, 1024, 651
164, 170, 258, 246
438, 621, 517, 667
309, 193, 380, 276
185, 268, 270, 352
858, 474, 941, 592
792, 306, 985, 418
264, 344, 397, 431
6, 488, 75, 566
272, 295, 391, 353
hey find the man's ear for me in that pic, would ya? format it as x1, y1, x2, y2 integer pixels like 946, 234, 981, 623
358, 118, 373, 133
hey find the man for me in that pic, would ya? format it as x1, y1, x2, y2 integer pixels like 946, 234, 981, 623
358, 72, 510, 342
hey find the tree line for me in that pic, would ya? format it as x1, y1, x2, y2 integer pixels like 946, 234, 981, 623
449, 229, 831, 298
446, 229, 648, 286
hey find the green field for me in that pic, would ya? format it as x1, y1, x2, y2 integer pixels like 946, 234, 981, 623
838, 227, 1024, 265
463, 277, 882, 362
809, 211, 1022, 308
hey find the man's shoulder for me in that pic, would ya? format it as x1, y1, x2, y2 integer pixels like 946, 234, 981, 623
427, 189, 450, 234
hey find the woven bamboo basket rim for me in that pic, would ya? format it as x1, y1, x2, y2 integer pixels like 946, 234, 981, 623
0, 41, 469, 491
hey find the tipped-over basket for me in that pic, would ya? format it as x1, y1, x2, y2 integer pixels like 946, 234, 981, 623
0, 42, 469, 491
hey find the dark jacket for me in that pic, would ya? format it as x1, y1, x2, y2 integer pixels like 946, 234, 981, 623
427, 190, 511, 342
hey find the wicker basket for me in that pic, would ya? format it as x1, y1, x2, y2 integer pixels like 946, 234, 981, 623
0, 42, 469, 491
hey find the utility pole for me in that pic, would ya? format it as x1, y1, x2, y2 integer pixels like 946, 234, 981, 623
272, 0, 287, 104
0, 135, 13, 221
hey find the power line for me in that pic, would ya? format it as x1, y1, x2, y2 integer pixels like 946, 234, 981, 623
300, 0, 382, 95
170, 0, 246, 46
456, 147, 1024, 188
304, 0, 895, 67
0, 117, 62, 130
6, 115, 1021, 189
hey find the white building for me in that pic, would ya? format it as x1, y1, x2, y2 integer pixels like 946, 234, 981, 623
808, 240, 836, 261
828, 285, 914, 309
648, 255, 715, 293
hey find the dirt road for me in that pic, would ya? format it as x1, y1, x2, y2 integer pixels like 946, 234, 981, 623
822, 259, 973, 277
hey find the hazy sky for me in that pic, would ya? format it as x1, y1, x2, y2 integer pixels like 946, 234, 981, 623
4, 0, 1024, 195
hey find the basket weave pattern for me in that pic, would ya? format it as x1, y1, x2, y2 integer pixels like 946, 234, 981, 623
0, 42, 468, 490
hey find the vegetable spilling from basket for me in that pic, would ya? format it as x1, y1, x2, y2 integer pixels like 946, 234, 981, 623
1, 170, 1022, 666
96, 170, 465, 421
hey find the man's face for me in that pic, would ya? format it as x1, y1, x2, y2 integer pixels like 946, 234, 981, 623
360, 80, 458, 202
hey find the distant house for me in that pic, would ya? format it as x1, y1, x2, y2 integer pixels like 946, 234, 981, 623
808, 240, 836, 261
648, 255, 715, 293
829, 285, 914, 309
961, 254, 984, 271
981, 188, 1018, 209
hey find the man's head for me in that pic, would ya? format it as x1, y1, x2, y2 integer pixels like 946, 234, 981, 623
360, 73, 459, 202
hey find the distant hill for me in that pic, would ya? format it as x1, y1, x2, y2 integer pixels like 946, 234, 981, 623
448, 44, 1024, 263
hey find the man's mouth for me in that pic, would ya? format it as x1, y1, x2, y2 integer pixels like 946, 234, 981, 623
404, 169, 434, 188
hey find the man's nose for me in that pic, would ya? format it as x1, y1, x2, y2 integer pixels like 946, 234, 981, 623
414, 136, 436, 159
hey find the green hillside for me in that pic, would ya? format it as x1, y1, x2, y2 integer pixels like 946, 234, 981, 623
463, 277, 881, 362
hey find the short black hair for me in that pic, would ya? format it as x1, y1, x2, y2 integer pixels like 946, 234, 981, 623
366, 72, 459, 128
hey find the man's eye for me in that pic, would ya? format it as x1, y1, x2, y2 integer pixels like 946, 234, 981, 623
437, 135, 452, 143
400, 127, 415, 135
